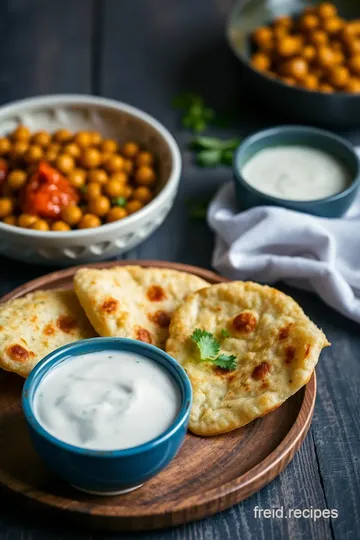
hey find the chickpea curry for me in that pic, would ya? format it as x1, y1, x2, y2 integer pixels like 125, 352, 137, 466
0, 126, 157, 231
250, 3, 360, 93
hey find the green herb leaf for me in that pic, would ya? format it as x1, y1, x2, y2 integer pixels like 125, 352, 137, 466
191, 136, 230, 150
221, 328, 230, 338
221, 149, 235, 166
213, 354, 237, 370
193, 119, 206, 133
112, 196, 127, 207
190, 329, 220, 360
196, 149, 222, 167
190, 329, 237, 371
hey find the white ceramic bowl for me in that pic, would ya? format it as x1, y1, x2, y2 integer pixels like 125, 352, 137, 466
0, 95, 181, 265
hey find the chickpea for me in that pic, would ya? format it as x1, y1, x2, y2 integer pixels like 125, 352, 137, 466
123, 185, 133, 199
25, 145, 43, 164
322, 17, 344, 35
88, 195, 111, 217
309, 30, 328, 46
319, 83, 334, 92
68, 168, 87, 188
56, 154, 75, 174
110, 171, 128, 184
18, 213, 38, 228
303, 45, 316, 62
48, 142, 61, 154
316, 46, 337, 68
273, 26, 288, 40
276, 35, 302, 57
81, 148, 101, 169
0, 137, 11, 155
32, 131, 51, 148
274, 15, 292, 29
61, 205, 83, 226
3, 215, 17, 226
282, 77, 296, 86
73, 131, 92, 148
53, 129, 72, 143
136, 151, 154, 167
0, 198, 13, 218
106, 207, 128, 222
123, 159, 133, 174
345, 77, 360, 93
333, 50, 345, 64
346, 39, 360, 56
51, 220, 71, 231
318, 3, 337, 19
252, 27, 273, 50
299, 14, 319, 32
126, 200, 143, 214
87, 169, 108, 184
7, 170, 27, 190
86, 182, 102, 200
122, 142, 139, 159
100, 152, 113, 166
302, 74, 319, 90
100, 139, 118, 153
78, 213, 101, 229
284, 57, 308, 81
63, 143, 81, 159
90, 131, 102, 146
104, 154, 124, 173
348, 55, 360, 76
31, 219, 49, 231
133, 186, 152, 204
11, 140, 28, 159
251, 52, 271, 71
104, 179, 125, 198
44, 149, 58, 163
12, 125, 30, 141
328, 66, 350, 88
135, 166, 156, 186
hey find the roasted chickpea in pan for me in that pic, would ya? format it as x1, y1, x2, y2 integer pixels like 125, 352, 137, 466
0, 125, 158, 230
250, 3, 360, 94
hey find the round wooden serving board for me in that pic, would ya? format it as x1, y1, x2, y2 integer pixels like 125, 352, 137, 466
0, 260, 316, 531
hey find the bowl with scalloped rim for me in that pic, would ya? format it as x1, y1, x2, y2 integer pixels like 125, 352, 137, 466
0, 95, 181, 265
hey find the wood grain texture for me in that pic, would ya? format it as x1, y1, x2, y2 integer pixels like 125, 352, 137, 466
0, 261, 316, 531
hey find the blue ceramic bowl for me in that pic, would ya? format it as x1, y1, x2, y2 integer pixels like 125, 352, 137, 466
233, 126, 360, 217
22, 338, 192, 496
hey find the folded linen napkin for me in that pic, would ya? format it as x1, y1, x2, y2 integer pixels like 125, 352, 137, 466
208, 150, 360, 323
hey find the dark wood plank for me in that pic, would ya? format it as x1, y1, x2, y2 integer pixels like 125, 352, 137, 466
0, 0, 94, 294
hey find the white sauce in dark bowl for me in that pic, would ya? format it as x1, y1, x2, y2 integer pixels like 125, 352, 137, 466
34, 351, 181, 451
241, 146, 351, 201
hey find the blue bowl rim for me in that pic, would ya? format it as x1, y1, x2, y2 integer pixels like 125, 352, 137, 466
22, 337, 192, 458
233, 125, 360, 206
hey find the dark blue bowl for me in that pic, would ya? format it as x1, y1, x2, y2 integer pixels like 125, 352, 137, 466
233, 126, 360, 218
22, 338, 192, 495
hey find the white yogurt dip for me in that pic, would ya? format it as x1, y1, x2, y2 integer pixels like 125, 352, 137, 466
34, 351, 181, 450
241, 146, 351, 201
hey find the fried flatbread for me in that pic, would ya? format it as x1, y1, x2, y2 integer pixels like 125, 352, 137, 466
74, 266, 209, 349
166, 281, 329, 435
0, 289, 96, 377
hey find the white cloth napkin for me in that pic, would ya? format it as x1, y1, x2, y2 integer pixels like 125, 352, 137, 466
208, 149, 360, 323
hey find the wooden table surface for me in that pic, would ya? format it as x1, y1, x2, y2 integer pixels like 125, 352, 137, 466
0, 1, 359, 539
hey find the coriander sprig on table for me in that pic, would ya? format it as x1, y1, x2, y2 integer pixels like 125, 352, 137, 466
190, 136, 241, 167
190, 329, 237, 371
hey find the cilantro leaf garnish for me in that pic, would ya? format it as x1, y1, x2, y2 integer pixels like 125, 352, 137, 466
191, 329, 220, 360
214, 354, 237, 370
221, 328, 230, 338
112, 196, 127, 207
190, 328, 237, 371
